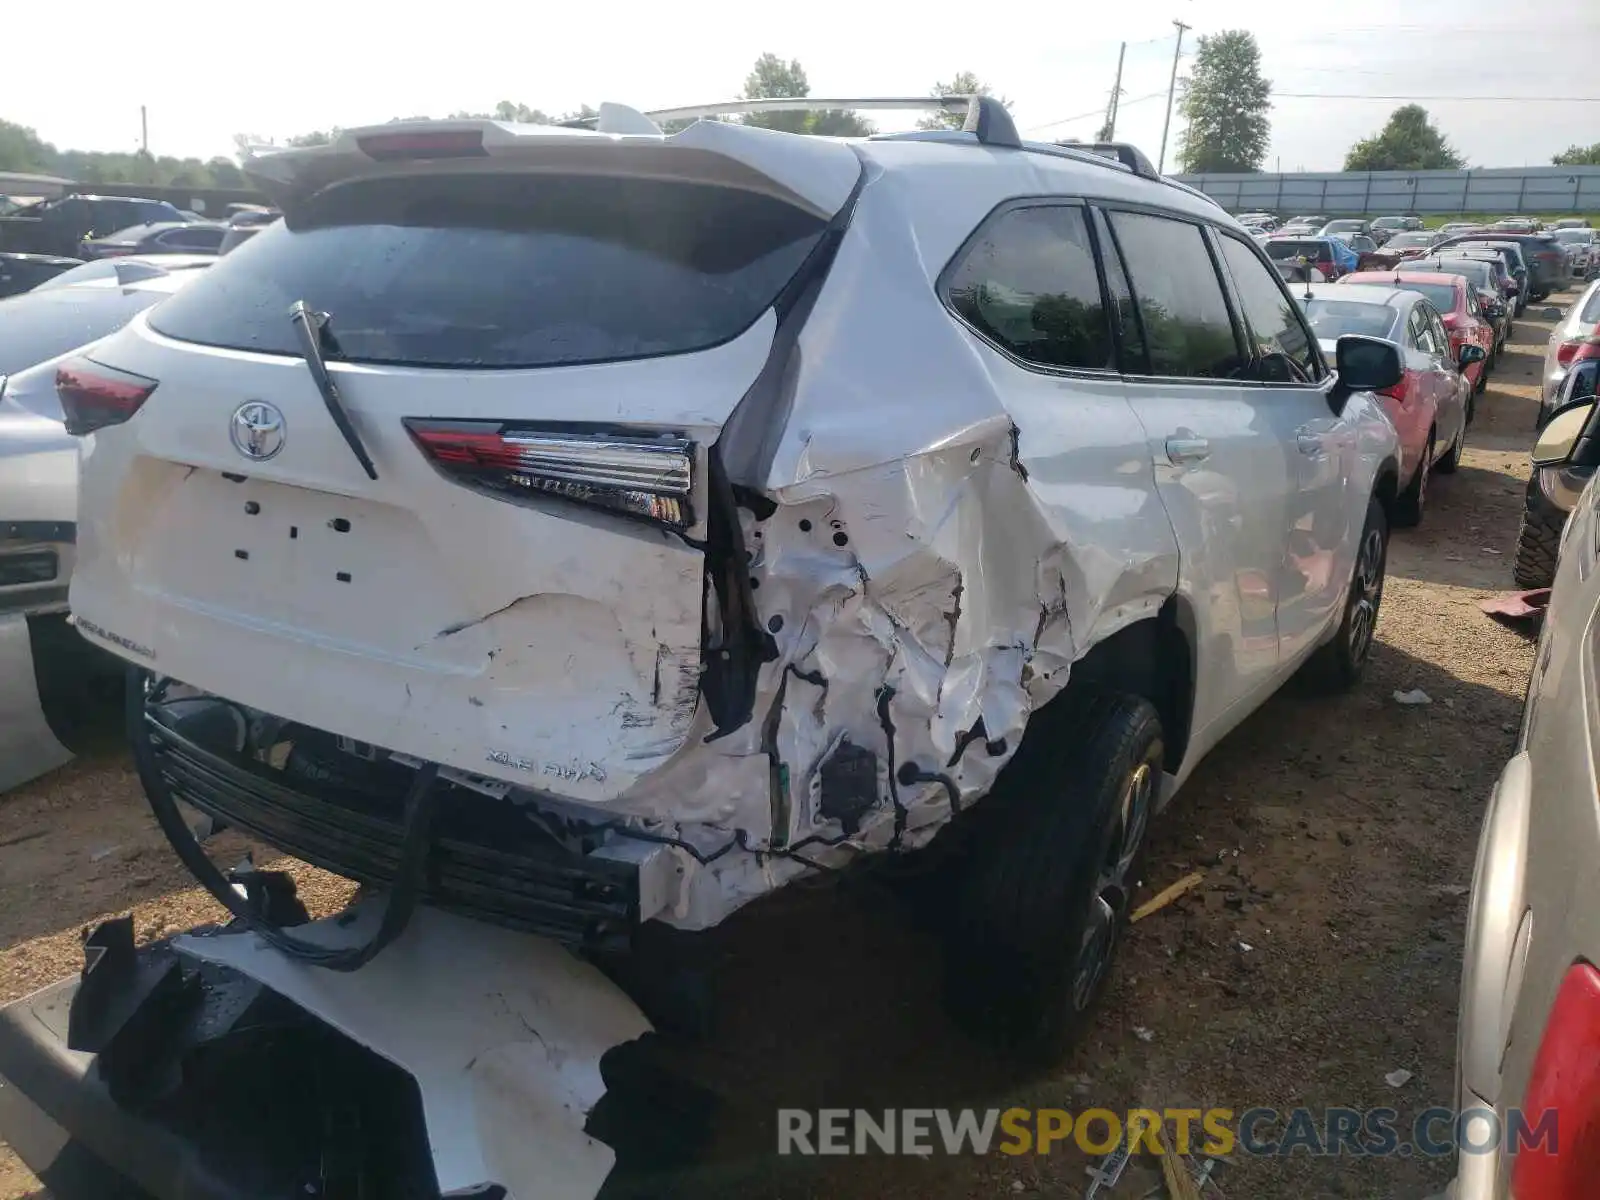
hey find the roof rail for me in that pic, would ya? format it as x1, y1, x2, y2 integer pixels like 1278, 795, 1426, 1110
1054, 140, 1159, 180
640, 96, 1022, 149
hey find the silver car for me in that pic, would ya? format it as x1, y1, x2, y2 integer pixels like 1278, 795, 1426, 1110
1452, 368, 1600, 1200
0, 256, 211, 790
1540, 279, 1600, 423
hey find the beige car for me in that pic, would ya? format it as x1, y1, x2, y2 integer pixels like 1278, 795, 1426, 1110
1451, 381, 1600, 1198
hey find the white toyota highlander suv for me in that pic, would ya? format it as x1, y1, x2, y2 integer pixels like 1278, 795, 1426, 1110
6, 98, 1405, 1198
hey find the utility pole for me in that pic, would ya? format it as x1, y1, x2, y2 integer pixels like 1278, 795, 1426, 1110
1157, 19, 1191, 174
140, 106, 148, 155
1103, 41, 1127, 141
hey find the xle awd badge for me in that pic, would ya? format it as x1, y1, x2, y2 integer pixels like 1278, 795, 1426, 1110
229, 401, 286, 461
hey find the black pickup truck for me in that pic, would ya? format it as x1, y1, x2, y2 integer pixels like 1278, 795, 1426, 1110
0, 194, 186, 257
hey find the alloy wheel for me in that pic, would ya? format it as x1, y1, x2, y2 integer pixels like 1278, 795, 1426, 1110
1071, 761, 1154, 1009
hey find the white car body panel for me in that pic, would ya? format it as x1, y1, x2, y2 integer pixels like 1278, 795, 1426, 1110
176, 906, 651, 1200
71, 126, 1398, 932
1543, 277, 1600, 414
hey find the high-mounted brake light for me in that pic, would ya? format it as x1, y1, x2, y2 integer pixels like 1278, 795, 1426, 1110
55, 356, 158, 436
355, 130, 487, 161
1510, 961, 1600, 1199
405, 420, 695, 530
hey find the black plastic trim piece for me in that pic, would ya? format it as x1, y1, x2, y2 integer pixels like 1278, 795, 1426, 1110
2, 520, 74, 544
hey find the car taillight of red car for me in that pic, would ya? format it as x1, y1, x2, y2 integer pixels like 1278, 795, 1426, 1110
1509, 962, 1600, 1200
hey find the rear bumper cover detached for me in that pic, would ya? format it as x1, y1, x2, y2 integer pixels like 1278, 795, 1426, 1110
0, 907, 655, 1200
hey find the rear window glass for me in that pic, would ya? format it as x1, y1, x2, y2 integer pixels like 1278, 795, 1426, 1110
1412, 261, 1491, 288
149, 173, 829, 369
1266, 240, 1327, 261
1386, 232, 1435, 248
1302, 299, 1396, 341
1392, 280, 1459, 312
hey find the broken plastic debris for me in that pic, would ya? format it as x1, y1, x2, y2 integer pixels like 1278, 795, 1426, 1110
1133, 1025, 1154, 1042
1385, 1068, 1413, 1088
1130, 871, 1206, 923
1479, 589, 1551, 625
1392, 688, 1433, 706
1238, 941, 1254, 952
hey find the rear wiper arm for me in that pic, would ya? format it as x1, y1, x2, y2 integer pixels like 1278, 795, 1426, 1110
288, 300, 378, 481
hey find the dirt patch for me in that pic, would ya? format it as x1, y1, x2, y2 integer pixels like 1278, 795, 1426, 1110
0, 299, 1564, 1199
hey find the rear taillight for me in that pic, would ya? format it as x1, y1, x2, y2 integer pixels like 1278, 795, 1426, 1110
356, 130, 486, 161
1557, 340, 1589, 367
405, 420, 695, 530
1510, 962, 1600, 1198
1573, 338, 1600, 365
1537, 250, 1563, 264
55, 357, 157, 436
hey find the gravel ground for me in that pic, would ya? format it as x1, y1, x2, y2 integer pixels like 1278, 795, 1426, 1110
0, 295, 1567, 1199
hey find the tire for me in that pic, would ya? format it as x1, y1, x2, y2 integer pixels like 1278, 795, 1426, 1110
1474, 364, 1488, 396
1435, 424, 1462, 474
1392, 430, 1434, 528
1512, 477, 1566, 590
942, 690, 1162, 1064
1305, 495, 1389, 691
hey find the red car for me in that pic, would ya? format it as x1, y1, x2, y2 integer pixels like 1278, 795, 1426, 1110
1342, 270, 1496, 395
1302, 283, 1478, 525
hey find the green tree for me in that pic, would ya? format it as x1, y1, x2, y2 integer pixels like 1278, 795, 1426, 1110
0, 118, 55, 173
1344, 105, 1464, 171
739, 53, 874, 137
1553, 142, 1600, 166
915, 71, 1011, 131
1178, 31, 1272, 173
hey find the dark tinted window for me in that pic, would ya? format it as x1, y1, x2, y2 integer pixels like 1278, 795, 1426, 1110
1265, 239, 1330, 261
150, 173, 828, 369
1303, 299, 1396, 341
946, 205, 1112, 370
158, 226, 224, 250
1108, 211, 1242, 379
1416, 259, 1491, 290
1218, 235, 1320, 379
1092, 208, 1145, 372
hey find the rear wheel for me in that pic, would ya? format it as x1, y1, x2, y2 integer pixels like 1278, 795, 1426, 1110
1305, 496, 1389, 691
942, 691, 1162, 1064
1512, 477, 1565, 590
1392, 430, 1434, 527
1435, 424, 1462, 474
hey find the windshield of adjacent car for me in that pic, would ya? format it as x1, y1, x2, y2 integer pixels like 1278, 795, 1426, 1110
1386, 232, 1436, 249
1303, 299, 1397, 341
1554, 229, 1594, 244
1323, 220, 1365, 232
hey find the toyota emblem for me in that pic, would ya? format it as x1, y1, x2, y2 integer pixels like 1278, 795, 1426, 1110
229, 400, 286, 461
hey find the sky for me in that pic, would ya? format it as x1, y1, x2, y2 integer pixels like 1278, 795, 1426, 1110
3, 0, 1596, 172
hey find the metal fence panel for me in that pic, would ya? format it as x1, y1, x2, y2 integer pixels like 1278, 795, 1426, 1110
1172, 167, 1600, 215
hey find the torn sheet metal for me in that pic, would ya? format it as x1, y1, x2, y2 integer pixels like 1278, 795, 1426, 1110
176, 906, 651, 1200
0, 614, 72, 794
621, 163, 1180, 929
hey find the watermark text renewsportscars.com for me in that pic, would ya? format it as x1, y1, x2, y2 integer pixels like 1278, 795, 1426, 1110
777, 1106, 1558, 1158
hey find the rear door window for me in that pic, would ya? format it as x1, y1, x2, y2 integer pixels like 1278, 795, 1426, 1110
944, 204, 1114, 370
149, 173, 829, 369
1216, 235, 1322, 380
1105, 210, 1244, 379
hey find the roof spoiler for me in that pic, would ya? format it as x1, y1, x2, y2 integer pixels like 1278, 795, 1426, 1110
566, 95, 1023, 150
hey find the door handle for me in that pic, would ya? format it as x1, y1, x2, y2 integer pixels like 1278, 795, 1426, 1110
1297, 432, 1324, 456
1165, 436, 1211, 465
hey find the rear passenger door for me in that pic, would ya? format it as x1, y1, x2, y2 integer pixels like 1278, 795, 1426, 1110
1213, 232, 1357, 668
1097, 207, 1297, 756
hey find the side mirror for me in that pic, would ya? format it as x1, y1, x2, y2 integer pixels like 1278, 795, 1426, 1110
1331, 334, 1403, 412
1543, 306, 1567, 321
1532, 401, 1594, 467
1459, 343, 1487, 368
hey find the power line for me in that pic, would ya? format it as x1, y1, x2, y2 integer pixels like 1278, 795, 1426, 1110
1026, 90, 1167, 133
